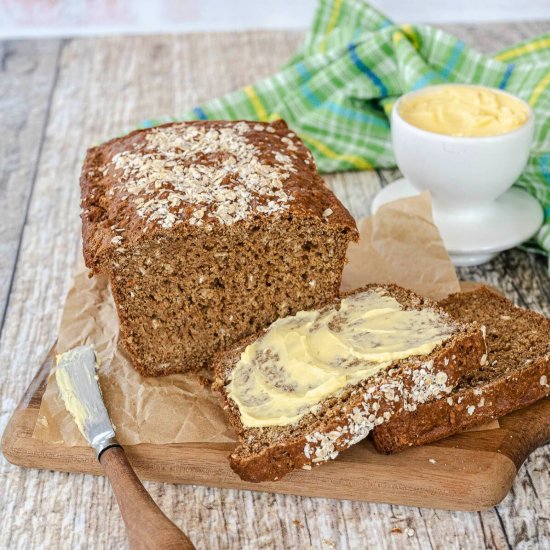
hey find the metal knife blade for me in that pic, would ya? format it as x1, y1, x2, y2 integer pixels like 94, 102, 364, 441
56, 345, 119, 458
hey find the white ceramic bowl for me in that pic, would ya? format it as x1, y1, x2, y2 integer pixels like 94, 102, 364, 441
391, 84, 534, 213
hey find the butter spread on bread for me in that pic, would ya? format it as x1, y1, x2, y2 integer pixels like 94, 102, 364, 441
214, 284, 485, 482
228, 289, 454, 427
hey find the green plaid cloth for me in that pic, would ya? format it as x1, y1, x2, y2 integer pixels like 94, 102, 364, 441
141, 0, 550, 257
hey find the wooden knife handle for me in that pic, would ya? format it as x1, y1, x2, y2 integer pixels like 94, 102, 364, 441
99, 445, 196, 550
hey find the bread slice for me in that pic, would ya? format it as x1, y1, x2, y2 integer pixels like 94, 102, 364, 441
372, 286, 550, 454
80, 120, 358, 376
213, 284, 485, 482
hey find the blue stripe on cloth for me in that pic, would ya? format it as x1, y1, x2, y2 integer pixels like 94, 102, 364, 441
411, 41, 464, 90
193, 106, 208, 120
439, 41, 465, 79
299, 81, 388, 128
325, 101, 389, 127
295, 61, 312, 81
498, 64, 515, 89
412, 71, 438, 90
300, 83, 322, 106
140, 119, 155, 128
540, 153, 550, 185
347, 42, 388, 96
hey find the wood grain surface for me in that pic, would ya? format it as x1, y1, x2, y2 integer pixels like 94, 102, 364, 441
1, 21, 549, 550
98, 445, 196, 550
3, 344, 550, 515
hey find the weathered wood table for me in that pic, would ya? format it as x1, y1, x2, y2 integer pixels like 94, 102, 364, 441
1, 21, 549, 549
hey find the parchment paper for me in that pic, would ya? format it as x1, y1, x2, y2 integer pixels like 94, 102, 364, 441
341, 192, 460, 300
33, 270, 238, 445
33, 192, 496, 447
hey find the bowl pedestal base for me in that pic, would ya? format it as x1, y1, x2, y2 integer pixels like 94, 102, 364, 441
372, 178, 543, 267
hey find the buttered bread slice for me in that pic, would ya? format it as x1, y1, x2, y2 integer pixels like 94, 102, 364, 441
213, 284, 485, 482
372, 286, 550, 453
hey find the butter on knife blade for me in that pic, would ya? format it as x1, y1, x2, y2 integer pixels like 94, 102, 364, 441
55, 346, 196, 548
56, 345, 118, 457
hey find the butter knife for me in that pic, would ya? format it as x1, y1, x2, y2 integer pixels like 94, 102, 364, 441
56, 346, 195, 550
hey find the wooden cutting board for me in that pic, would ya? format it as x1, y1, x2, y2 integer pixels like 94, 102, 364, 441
3, 344, 549, 512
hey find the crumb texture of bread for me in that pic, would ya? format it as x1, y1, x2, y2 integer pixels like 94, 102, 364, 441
80, 120, 358, 376
213, 284, 485, 482
372, 286, 550, 454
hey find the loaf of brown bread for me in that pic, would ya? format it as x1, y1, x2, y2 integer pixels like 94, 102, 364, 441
372, 286, 550, 453
80, 120, 358, 376
213, 284, 485, 482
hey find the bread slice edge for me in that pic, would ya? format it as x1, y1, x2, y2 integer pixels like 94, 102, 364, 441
213, 283, 486, 482
372, 286, 550, 453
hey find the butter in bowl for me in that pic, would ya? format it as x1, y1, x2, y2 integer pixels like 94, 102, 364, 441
373, 83, 543, 266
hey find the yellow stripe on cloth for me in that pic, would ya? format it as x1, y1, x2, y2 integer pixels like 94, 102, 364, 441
301, 134, 373, 169
319, 0, 343, 53
400, 24, 420, 51
244, 86, 268, 121
382, 99, 396, 116
529, 70, 550, 106
495, 37, 550, 62
268, 112, 284, 122
392, 31, 404, 46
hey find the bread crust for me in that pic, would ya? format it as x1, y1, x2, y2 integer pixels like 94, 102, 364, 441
213, 284, 485, 482
80, 119, 358, 274
372, 359, 550, 453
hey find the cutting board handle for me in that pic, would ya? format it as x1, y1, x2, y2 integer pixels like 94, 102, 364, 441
100, 445, 196, 550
